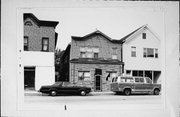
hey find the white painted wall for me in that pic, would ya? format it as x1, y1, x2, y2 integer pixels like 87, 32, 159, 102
22, 51, 55, 66
123, 29, 161, 71
35, 66, 55, 90
23, 51, 55, 90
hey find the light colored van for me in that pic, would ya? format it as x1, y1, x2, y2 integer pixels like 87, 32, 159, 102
110, 76, 161, 95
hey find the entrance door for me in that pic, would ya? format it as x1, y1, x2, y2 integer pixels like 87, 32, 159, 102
94, 69, 102, 91
95, 75, 101, 91
24, 67, 35, 90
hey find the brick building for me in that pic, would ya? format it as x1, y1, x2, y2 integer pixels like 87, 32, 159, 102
69, 30, 124, 91
23, 13, 59, 90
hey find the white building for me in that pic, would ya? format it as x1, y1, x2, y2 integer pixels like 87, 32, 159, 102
120, 24, 161, 83
23, 13, 59, 90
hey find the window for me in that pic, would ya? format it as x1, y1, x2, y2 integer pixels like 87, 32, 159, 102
80, 47, 99, 58
106, 71, 117, 81
121, 77, 133, 83
139, 78, 144, 83
132, 70, 138, 76
131, 46, 136, 57
25, 21, 33, 26
126, 70, 131, 75
24, 36, 28, 51
94, 53, 98, 58
146, 77, 152, 84
142, 33, 146, 39
112, 48, 117, 59
147, 48, 154, 57
143, 48, 147, 57
132, 70, 143, 77
80, 52, 86, 58
155, 49, 158, 58
143, 48, 158, 58
135, 78, 140, 83
78, 71, 90, 81
42, 38, 49, 51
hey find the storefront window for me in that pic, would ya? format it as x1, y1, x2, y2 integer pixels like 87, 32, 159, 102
78, 71, 90, 81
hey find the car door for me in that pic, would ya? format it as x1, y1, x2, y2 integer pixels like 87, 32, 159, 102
144, 77, 154, 92
61, 83, 77, 93
134, 77, 145, 92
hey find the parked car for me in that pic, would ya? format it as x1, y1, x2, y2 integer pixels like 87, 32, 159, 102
110, 76, 161, 95
39, 82, 91, 96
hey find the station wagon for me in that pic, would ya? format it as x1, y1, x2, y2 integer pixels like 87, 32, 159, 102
111, 76, 161, 95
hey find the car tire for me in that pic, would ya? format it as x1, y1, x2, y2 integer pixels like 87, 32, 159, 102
80, 90, 86, 96
124, 89, 131, 95
154, 89, 160, 95
50, 90, 57, 96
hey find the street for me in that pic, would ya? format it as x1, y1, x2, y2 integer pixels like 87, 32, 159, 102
24, 91, 161, 106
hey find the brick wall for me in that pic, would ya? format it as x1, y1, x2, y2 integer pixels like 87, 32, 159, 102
70, 63, 122, 91
70, 35, 122, 61
24, 18, 56, 52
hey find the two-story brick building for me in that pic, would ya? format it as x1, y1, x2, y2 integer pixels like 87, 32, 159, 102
23, 13, 59, 90
69, 30, 124, 91
120, 24, 161, 83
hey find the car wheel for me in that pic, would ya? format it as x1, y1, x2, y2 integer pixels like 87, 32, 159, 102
50, 90, 57, 96
124, 89, 131, 95
80, 90, 86, 96
154, 89, 160, 95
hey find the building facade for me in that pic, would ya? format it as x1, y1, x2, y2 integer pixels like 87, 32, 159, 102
120, 24, 161, 83
23, 13, 59, 90
69, 30, 124, 91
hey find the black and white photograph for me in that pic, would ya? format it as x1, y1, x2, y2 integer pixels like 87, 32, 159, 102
1, 1, 179, 117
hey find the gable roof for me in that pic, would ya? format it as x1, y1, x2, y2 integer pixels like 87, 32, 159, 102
119, 24, 159, 43
24, 13, 59, 28
71, 30, 122, 44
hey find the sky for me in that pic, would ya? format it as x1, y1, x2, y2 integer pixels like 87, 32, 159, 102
27, 7, 164, 50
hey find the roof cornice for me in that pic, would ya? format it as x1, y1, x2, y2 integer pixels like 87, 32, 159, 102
71, 30, 122, 44
24, 13, 59, 28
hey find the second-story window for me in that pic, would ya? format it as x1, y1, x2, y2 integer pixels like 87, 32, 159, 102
24, 36, 28, 51
42, 38, 49, 52
143, 48, 158, 58
142, 33, 146, 39
155, 49, 158, 58
131, 46, 136, 57
80, 47, 99, 58
112, 47, 117, 59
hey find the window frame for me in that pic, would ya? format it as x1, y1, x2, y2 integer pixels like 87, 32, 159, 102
42, 37, 49, 52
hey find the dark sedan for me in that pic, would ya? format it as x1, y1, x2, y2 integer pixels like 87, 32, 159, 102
39, 82, 91, 96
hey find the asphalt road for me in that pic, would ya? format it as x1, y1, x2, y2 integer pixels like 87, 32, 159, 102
24, 91, 161, 106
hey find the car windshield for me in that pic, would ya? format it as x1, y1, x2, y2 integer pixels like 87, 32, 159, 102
52, 82, 63, 86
